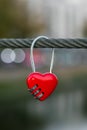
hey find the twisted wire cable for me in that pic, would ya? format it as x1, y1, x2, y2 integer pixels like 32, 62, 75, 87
0, 38, 87, 48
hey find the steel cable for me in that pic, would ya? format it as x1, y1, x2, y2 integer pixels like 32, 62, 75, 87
0, 38, 87, 48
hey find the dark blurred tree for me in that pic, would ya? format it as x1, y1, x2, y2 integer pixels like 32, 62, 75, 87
0, 0, 45, 38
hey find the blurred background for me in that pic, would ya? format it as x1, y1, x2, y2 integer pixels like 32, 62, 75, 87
0, 0, 87, 130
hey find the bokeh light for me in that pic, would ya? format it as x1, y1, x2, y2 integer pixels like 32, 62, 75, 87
1, 49, 15, 63
13, 49, 25, 63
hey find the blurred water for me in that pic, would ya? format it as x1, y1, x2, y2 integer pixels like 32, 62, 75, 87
44, 121, 87, 130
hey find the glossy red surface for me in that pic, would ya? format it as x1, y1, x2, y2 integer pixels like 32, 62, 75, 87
26, 72, 58, 101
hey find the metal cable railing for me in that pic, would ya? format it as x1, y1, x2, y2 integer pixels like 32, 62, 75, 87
0, 38, 87, 48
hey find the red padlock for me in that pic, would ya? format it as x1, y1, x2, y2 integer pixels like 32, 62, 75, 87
26, 36, 59, 101
26, 72, 58, 101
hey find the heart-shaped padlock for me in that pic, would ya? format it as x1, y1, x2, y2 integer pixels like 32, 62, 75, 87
26, 36, 59, 101
26, 72, 58, 101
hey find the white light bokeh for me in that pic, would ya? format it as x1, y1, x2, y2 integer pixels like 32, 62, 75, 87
13, 49, 25, 63
67, 0, 81, 5
1, 49, 15, 63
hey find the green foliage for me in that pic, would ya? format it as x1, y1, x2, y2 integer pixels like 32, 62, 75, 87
0, 0, 45, 38
82, 20, 87, 37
